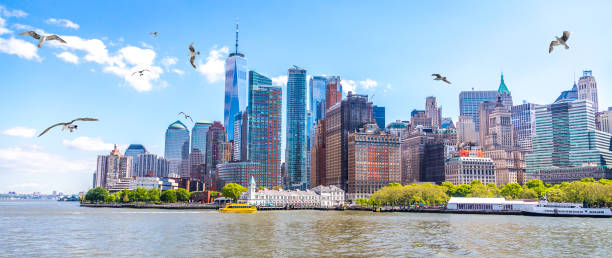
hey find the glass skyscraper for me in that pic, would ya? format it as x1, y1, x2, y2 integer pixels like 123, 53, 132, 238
286, 66, 308, 190
248, 72, 282, 187
124, 144, 147, 157
164, 120, 190, 177
191, 120, 212, 178
526, 99, 612, 178
224, 23, 248, 141
373, 105, 386, 130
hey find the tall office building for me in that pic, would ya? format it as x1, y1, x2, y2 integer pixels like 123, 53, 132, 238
373, 105, 386, 130
205, 121, 227, 189
526, 99, 612, 183
103, 145, 133, 188
326, 76, 342, 110
456, 116, 478, 144
124, 144, 146, 157
224, 21, 248, 141
286, 66, 308, 190
95, 155, 108, 187
478, 100, 498, 146
249, 79, 283, 188
164, 121, 190, 177
347, 123, 400, 200
482, 99, 522, 185
190, 120, 212, 179
232, 111, 248, 161
511, 103, 538, 153
410, 110, 431, 129
400, 131, 436, 183
598, 108, 612, 134
577, 70, 599, 112
310, 76, 328, 126
425, 97, 442, 129
459, 74, 512, 133
325, 92, 373, 191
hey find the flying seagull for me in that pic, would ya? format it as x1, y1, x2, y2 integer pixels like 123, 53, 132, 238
150, 32, 158, 37
188, 43, 200, 69
19, 31, 67, 48
549, 31, 571, 53
132, 69, 150, 76
38, 118, 99, 137
178, 112, 193, 123
432, 74, 451, 84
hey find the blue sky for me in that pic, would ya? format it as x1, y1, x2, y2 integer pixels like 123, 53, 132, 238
1, 1, 611, 194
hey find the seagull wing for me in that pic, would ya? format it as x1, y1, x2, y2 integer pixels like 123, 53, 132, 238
190, 56, 197, 69
143, 69, 151, 72
432, 74, 442, 79
549, 40, 560, 53
132, 71, 139, 76
70, 118, 99, 123
443, 78, 451, 84
178, 112, 186, 116
561, 31, 570, 42
19, 31, 41, 40
187, 115, 193, 122
38, 123, 66, 137
189, 43, 195, 53
46, 35, 67, 43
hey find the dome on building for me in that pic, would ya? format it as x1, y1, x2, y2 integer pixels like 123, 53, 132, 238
168, 120, 187, 130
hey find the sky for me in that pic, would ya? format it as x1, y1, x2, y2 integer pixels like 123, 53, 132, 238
1, 1, 611, 194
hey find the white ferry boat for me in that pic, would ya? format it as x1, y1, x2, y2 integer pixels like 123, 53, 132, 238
523, 200, 612, 218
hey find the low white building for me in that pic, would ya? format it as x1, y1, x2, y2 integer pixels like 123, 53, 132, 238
241, 177, 345, 207
446, 197, 538, 211
445, 156, 496, 185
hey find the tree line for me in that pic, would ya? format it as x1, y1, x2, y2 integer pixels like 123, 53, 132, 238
83, 187, 221, 204
355, 178, 612, 207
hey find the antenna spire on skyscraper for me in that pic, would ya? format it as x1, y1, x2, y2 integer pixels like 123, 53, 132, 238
235, 18, 239, 54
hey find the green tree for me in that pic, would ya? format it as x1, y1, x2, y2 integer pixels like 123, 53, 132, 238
160, 189, 177, 203
525, 179, 546, 197
105, 193, 116, 203
500, 183, 522, 199
454, 184, 472, 197
222, 183, 248, 202
135, 187, 149, 202
147, 188, 161, 203
85, 187, 108, 203
176, 188, 190, 202
520, 188, 538, 199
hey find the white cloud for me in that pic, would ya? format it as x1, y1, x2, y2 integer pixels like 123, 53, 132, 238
0, 17, 10, 35
0, 147, 92, 174
2, 126, 36, 138
359, 78, 378, 89
12, 23, 33, 30
171, 68, 184, 75
198, 46, 229, 83
45, 18, 79, 29
0, 6, 27, 18
271, 75, 288, 86
56, 51, 78, 64
161, 56, 177, 67
341, 79, 356, 93
62, 136, 122, 152
140, 41, 153, 49
0, 37, 39, 60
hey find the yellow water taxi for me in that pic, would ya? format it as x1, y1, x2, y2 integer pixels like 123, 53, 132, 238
219, 203, 257, 213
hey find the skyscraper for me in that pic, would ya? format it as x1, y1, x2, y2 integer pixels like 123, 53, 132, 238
373, 105, 386, 130
511, 103, 538, 153
425, 97, 441, 129
248, 74, 282, 188
325, 92, 373, 191
456, 115, 478, 144
224, 21, 248, 141
459, 91, 498, 132
577, 70, 599, 112
325, 76, 342, 110
286, 66, 308, 190
347, 123, 400, 200
164, 121, 190, 177
191, 120, 212, 179
205, 121, 227, 189
232, 111, 248, 161
526, 99, 612, 182
310, 76, 328, 126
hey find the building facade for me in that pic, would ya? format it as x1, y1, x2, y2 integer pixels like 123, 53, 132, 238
373, 105, 386, 130
445, 156, 496, 185
241, 177, 345, 207
347, 123, 401, 200
224, 23, 248, 141
205, 121, 227, 190
577, 70, 599, 112
164, 121, 190, 177
526, 99, 612, 181
248, 81, 283, 188
425, 96, 442, 129
286, 66, 308, 189
511, 103, 538, 153
459, 90, 498, 132
190, 120, 212, 179
325, 92, 373, 192
456, 115, 478, 144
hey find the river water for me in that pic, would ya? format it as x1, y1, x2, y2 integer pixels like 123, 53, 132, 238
1, 200, 611, 257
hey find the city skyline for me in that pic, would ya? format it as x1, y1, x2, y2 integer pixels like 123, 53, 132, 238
2, 1, 612, 193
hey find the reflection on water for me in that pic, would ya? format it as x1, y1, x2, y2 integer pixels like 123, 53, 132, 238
1, 200, 611, 257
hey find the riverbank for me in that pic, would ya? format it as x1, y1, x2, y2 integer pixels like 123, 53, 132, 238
80, 203, 522, 215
